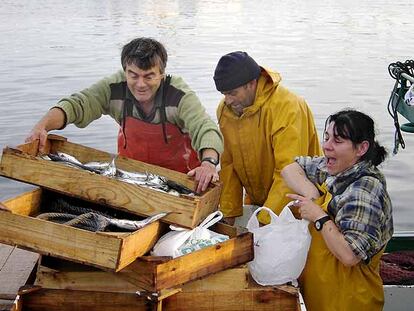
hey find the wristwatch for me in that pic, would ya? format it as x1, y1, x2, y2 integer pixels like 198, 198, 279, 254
314, 215, 331, 231
201, 157, 219, 166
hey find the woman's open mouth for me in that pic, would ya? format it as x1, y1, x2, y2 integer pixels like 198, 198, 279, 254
326, 157, 336, 168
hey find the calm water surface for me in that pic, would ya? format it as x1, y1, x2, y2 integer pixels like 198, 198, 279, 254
0, 0, 413, 230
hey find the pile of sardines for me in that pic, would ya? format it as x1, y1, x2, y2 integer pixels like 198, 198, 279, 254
41, 152, 196, 196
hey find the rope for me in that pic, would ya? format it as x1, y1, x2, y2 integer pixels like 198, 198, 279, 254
387, 60, 414, 154
380, 251, 414, 285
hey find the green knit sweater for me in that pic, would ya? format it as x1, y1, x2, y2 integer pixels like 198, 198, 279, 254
54, 70, 223, 156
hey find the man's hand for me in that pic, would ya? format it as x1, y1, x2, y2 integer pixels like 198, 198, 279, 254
24, 108, 66, 154
25, 126, 48, 154
187, 161, 219, 193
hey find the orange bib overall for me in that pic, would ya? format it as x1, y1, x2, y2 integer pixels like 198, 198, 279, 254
118, 116, 200, 173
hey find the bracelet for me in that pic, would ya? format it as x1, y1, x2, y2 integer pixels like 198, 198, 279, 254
201, 157, 219, 166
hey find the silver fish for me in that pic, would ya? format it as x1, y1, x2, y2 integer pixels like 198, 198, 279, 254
106, 212, 170, 231
56, 152, 84, 165
83, 161, 112, 173
43, 152, 196, 196
46, 152, 100, 173
101, 156, 117, 177
116, 168, 149, 181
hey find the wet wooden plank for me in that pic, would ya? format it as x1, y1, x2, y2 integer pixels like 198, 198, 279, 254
163, 267, 300, 311
35, 265, 138, 293
0, 244, 38, 311
0, 245, 39, 300
20, 289, 155, 311
0, 299, 15, 311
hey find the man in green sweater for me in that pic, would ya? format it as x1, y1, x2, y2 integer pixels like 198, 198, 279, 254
25, 37, 223, 193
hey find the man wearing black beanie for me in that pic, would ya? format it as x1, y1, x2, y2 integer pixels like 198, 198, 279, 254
214, 51, 322, 225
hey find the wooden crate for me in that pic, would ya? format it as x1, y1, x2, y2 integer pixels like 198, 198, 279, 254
0, 188, 165, 272
25, 266, 300, 311
162, 266, 301, 311
118, 223, 254, 292
0, 134, 222, 229
35, 223, 253, 293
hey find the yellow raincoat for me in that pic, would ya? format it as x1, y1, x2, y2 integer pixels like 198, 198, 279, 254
301, 185, 384, 311
217, 67, 321, 223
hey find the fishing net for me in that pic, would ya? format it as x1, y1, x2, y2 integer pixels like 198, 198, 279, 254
380, 251, 414, 285
37, 197, 146, 232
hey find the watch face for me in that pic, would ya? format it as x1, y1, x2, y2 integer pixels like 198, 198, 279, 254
315, 221, 321, 230
202, 157, 218, 166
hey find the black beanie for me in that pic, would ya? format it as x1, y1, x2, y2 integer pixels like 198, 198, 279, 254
214, 51, 261, 92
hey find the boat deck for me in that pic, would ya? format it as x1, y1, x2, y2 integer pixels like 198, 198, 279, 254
0, 244, 39, 311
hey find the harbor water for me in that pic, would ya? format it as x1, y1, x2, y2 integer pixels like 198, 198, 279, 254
0, 0, 413, 230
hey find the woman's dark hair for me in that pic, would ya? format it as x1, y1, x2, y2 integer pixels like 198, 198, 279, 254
325, 109, 388, 166
121, 37, 168, 73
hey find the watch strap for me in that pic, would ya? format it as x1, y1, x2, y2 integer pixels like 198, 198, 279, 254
314, 215, 331, 231
201, 157, 218, 166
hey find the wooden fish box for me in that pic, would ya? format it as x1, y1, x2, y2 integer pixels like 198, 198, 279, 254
118, 223, 254, 292
35, 223, 253, 292
27, 265, 300, 311
162, 266, 301, 311
0, 134, 222, 229
0, 188, 165, 272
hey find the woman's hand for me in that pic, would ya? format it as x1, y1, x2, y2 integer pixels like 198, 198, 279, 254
286, 193, 327, 222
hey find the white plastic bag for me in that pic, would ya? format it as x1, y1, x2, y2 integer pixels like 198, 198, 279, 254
246, 204, 311, 286
152, 211, 229, 258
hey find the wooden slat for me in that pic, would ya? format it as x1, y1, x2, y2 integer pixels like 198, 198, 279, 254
0, 211, 122, 270
2, 188, 42, 217
163, 267, 299, 311
0, 245, 14, 269
20, 289, 153, 311
182, 266, 298, 295
0, 299, 15, 311
163, 288, 298, 311
119, 231, 254, 291
194, 181, 222, 228
179, 266, 249, 291
117, 221, 166, 270
0, 244, 39, 302
35, 266, 138, 293
35, 259, 181, 299
13, 134, 67, 156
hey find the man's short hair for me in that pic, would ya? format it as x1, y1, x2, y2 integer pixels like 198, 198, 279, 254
121, 37, 168, 73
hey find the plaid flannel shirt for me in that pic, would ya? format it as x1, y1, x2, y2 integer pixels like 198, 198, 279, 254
295, 156, 393, 261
